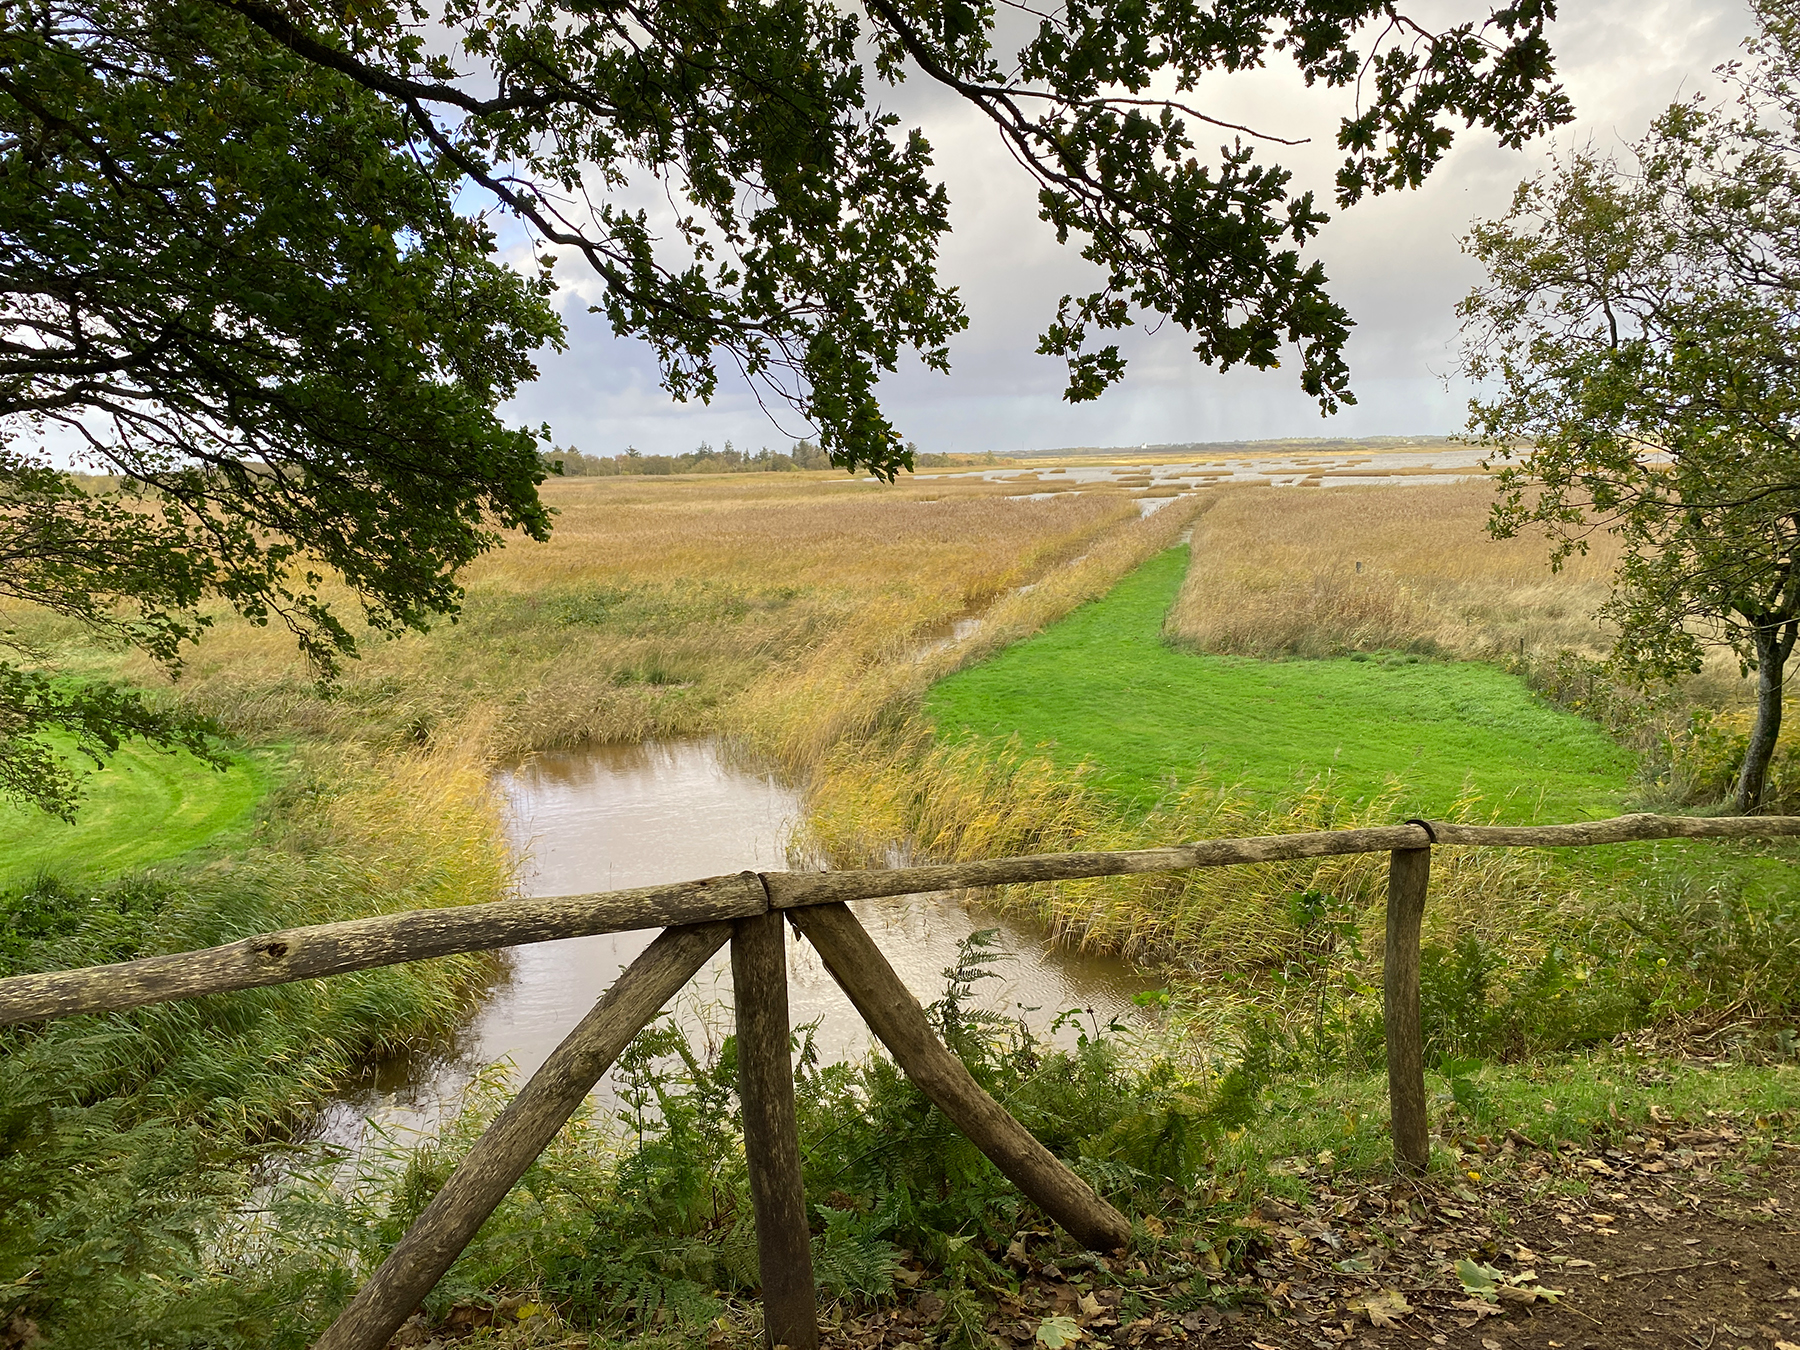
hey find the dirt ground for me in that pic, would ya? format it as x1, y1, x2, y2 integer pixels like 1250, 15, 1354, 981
389, 1110, 1800, 1350
1203, 1123, 1797, 1350
937, 1113, 1800, 1350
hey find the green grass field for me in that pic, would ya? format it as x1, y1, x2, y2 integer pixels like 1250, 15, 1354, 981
925, 546, 1636, 822
0, 739, 272, 886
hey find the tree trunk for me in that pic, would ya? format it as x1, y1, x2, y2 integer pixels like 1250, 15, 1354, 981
1737, 622, 1792, 814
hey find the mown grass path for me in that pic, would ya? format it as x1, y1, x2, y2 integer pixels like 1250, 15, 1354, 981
926, 545, 1635, 821
0, 741, 270, 885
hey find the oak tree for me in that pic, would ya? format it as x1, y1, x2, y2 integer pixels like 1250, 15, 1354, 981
4, 0, 1572, 812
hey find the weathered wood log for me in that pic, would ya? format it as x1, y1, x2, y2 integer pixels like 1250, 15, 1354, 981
764, 814, 1800, 909
1384, 849, 1431, 1173
787, 902, 1133, 1253
9, 814, 1797, 1032
314, 921, 733, 1350
732, 911, 819, 1350
0, 872, 765, 1027
1422, 812, 1800, 848
762, 828, 1433, 907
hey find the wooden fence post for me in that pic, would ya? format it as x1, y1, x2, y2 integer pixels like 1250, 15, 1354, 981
313, 921, 733, 1350
788, 903, 1133, 1253
1384, 847, 1431, 1172
732, 911, 819, 1350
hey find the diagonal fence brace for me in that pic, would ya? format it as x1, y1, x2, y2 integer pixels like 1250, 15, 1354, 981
314, 920, 733, 1350
788, 902, 1133, 1253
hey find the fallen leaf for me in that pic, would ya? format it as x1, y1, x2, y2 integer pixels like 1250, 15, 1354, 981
1077, 1294, 1103, 1321
1352, 1290, 1413, 1329
1036, 1315, 1082, 1349
1457, 1259, 1501, 1296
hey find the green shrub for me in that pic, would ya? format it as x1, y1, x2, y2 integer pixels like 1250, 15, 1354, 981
1668, 707, 1800, 811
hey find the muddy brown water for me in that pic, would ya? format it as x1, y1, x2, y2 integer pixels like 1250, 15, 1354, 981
315, 740, 1155, 1151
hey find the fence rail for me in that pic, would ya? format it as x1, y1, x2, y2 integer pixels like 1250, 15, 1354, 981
2, 812, 1790, 1028
4, 810, 1798, 1350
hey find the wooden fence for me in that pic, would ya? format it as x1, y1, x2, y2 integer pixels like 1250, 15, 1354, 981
2, 811, 1797, 1350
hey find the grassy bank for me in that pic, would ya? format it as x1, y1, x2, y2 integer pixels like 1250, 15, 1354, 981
807, 491, 1798, 1055
0, 738, 514, 1346
0, 740, 272, 887
807, 533, 1645, 975
1166, 480, 1800, 807
925, 544, 1634, 821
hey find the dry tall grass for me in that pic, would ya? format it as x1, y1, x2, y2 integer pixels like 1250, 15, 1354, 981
803, 729, 1577, 976
110, 471, 1188, 775
732, 491, 1211, 766
1167, 482, 1623, 661
11, 470, 1208, 978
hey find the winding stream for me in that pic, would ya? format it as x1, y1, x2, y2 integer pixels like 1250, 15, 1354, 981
317, 740, 1153, 1150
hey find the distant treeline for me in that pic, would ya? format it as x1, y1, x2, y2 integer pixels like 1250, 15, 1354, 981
541, 440, 999, 476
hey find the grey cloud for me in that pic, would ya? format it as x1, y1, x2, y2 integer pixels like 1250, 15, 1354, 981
508, 1, 1753, 456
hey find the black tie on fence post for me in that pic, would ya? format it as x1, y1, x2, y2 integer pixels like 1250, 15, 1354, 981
1385, 844, 1432, 1172
732, 910, 820, 1350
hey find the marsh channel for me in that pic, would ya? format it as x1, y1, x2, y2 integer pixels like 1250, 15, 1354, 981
315, 739, 1156, 1153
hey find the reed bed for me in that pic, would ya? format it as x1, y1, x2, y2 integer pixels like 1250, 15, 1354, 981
802, 729, 1573, 975
113, 473, 1156, 771
1166, 481, 1622, 661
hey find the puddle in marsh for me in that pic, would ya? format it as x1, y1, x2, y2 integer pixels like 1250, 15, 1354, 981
316, 740, 1154, 1151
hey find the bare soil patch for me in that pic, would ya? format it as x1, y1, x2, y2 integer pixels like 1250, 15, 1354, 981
378, 1110, 1800, 1350
982, 1112, 1800, 1350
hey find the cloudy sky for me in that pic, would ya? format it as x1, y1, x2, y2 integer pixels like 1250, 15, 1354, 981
508, 1, 1755, 458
